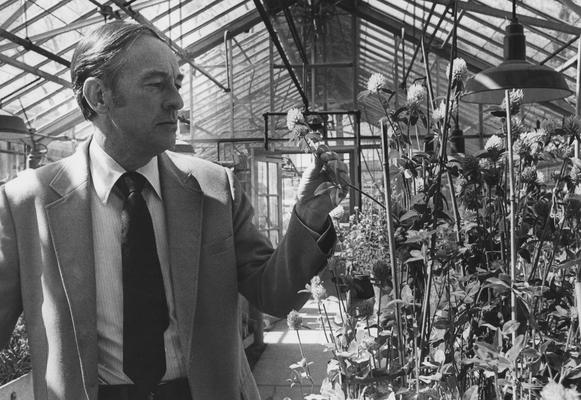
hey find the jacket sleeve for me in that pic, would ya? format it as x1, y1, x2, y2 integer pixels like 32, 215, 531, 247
0, 185, 22, 349
227, 169, 334, 317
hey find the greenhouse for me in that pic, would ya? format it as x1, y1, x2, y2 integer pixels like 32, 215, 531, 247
0, 0, 580, 399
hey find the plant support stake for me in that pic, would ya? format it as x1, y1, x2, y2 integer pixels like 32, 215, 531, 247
505, 89, 518, 399
380, 121, 405, 376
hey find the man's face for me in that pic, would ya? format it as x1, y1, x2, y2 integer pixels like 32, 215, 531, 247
105, 35, 184, 157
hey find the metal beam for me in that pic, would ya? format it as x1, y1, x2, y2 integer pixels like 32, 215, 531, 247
429, 0, 581, 35
0, 0, 171, 52
252, 0, 309, 109
184, 9, 262, 59
1, 0, 39, 30
338, 0, 572, 116
109, 0, 229, 92
0, 53, 71, 88
283, 8, 308, 65
0, 28, 70, 67
557, 0, 581, 19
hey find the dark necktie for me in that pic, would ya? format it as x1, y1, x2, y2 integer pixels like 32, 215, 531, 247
116, 171, 169, 394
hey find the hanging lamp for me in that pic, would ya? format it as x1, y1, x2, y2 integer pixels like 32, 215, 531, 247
462, 0, 572, 104
0, 112, 29, 141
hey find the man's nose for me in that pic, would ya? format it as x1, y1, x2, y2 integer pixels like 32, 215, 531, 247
164, 85, 184, 111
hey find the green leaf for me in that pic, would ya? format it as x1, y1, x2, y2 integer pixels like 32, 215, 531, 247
463, 385, 479, 400
502, 320, 520, 336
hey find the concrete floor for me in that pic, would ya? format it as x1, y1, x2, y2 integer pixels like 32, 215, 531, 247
252, 283, 343, 400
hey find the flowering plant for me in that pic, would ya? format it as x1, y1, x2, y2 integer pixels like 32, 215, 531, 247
285, 53, 581, 399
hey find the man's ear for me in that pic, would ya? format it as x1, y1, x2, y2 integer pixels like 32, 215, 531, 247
82, 77, 111, 115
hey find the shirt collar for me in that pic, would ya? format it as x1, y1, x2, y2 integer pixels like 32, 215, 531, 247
89, 140, 162, 204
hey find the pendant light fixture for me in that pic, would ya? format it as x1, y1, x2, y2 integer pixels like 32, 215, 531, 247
462, 0, 572, 104
0, 112, 28, 141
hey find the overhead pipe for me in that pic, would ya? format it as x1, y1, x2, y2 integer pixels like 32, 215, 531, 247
0, 28, 70, 67
253, 0, 309, 110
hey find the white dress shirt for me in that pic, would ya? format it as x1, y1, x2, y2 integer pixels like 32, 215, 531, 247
89, 141, 186, 384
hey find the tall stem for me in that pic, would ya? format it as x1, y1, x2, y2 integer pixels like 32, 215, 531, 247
380, 119, 406, 380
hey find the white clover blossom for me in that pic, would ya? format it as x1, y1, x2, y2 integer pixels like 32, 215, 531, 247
541, 381, 581, 400
521, 130, 547, 147
446, 57, 468, 82
286, 107, 304, 131
287, 310, 303, 330
521, 166, 538, 184
485, 135, 505, 152
541, 118, 558, 135
537, 171, 545, 184
367, 72, 388, 93
432, 100, 447, 122
479, 158, 494, 169
406, 82, 426, 106
501, 89, 524, 109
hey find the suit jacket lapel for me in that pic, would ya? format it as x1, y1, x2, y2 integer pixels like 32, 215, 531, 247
45, 141, 98, 394
158, 153, 203, 361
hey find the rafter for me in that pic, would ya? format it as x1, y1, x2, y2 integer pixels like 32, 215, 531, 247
109, 0, 229, 92
1, 0, 39, 30
0, 28, 70, 67
0, 53, 71, 88
338, 0, 572, 117
429, 0, 580, 35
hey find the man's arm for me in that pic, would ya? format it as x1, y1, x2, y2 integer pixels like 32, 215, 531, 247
232, 151, 347, 317
0, 186, 23, 349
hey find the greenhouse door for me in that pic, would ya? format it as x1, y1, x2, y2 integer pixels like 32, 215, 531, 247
251, 151, 283, 246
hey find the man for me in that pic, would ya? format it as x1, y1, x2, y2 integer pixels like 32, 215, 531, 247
0, 21, 344, 400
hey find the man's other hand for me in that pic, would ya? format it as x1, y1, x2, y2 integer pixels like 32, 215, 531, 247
295, 146, 349, 232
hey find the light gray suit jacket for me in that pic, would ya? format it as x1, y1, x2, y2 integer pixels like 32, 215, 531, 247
0, 141, 332, 400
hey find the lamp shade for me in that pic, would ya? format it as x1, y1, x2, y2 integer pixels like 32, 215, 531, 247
0, 113, 29, 141
462, 19, 572, 104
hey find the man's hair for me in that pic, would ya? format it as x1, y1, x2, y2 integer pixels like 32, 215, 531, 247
70, 21, 164, 120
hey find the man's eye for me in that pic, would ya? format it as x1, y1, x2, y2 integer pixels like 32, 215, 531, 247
148, 82, 163, 87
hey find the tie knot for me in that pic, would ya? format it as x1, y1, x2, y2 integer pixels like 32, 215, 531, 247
117, 171, 147, 198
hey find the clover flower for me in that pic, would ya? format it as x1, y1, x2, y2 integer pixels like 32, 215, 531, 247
461, 155, 480, 178
455, 175, 468, 193
367, 72, 388, 93
479, 158, 494, 170
446, 57, 468, 82
512, 138, 528, 156
485, 135, 505, 152
541, 118, 558, 135
541, 380, 581, 400
301, 276, 328, 303
521, 166, 539, 184
521, 130, 548, 147
432, 100, 447, 122
501, 89, 524, 109
287, 310, 303, 330
406, 82, 426, 106
286, 107, 305, 131
570, 163, 581, 184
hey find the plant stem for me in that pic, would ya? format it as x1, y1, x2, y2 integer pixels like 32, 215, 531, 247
380, 117, 406, 383
322, 303, 338, 351
345, 182, 385, 209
